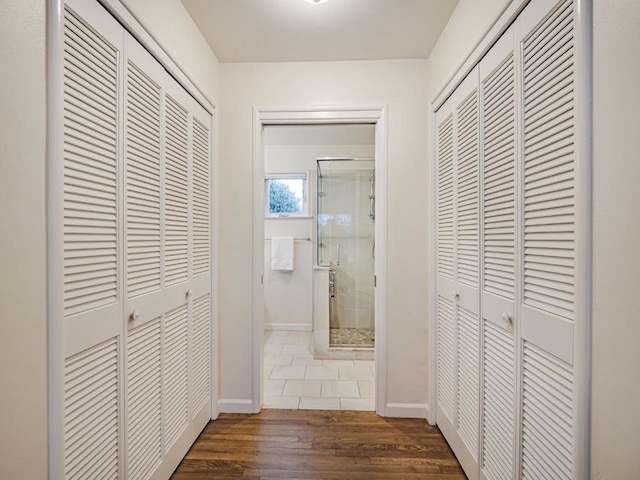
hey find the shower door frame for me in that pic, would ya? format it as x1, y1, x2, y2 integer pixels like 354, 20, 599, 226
251, 106, 389, 416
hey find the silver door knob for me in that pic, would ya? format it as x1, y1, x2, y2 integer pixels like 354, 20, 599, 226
453, 292, 460, 300
186, 289, 192, 298
130, 310, 140, 322
502, 312, 513, 324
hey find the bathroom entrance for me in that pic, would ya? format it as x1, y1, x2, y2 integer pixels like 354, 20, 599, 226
317, 158, 375, 348
252, 106, 388, 415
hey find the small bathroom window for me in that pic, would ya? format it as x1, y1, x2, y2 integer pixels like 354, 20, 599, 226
265, 173, 308, 217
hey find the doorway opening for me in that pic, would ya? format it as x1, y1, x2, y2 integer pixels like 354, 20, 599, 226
251, 107, 388, 415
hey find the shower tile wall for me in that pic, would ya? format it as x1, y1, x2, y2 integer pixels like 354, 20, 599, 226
320, 169, 374, 330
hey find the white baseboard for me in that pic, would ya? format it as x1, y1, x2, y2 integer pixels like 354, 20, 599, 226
218, 399, 254, 414
265, 323, 312, 331
385, 402, 429, 419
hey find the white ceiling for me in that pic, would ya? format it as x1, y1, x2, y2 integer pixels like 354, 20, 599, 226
181, 0, 459, 63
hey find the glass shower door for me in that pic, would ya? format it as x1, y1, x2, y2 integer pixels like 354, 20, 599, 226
317, 159, 375, 347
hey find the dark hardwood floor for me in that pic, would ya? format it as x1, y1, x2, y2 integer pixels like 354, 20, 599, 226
171, 409, 466, 479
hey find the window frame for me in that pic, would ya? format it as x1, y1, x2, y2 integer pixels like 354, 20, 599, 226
264, 172, 309, 218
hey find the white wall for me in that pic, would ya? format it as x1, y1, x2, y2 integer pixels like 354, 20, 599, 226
121, 0, 221, 104
0, 1, 48, 477
219, 59, 430, 407
263, 129, 374, 331
425, 0, 510, 101
591, 0, 640, 477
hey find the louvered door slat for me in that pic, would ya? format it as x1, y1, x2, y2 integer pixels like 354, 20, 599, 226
164, 304, 189, 451
192, 294, 211, 414
483, 54, 516, 300
481, 321, 515, 480
523, 0, 575, 320
457, 307, 479, 457
521, 341, 573, 479
127, 318, 162, 480
437, 115, 455, 280
456, 91, 479, 289
64, 337, 119, 480
164, 95, 189, 287
192, 119, 211, 278
63, 6, 118, 317
437, 296, 456, 422
126, 60, 162, 299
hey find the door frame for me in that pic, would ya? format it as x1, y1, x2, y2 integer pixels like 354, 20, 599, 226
252, 106, 389, 415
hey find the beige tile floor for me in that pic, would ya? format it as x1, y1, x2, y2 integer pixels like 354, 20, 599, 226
263, 330, 375, 411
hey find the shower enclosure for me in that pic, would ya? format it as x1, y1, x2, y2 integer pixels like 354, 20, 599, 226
317, 158, 375, 348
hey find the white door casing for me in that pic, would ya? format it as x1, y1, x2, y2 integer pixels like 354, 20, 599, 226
251, 107, 389, 416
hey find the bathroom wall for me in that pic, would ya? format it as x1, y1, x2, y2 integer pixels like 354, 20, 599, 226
263, 125, 374, 331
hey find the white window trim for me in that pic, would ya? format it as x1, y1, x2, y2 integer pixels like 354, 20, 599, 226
264, 172, 309, 218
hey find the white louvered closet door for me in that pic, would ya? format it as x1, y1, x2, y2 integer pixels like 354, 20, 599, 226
434, 0, 585, 478
56, 1, 213, 478
188, 100, 213, 425
161, 69, 193, 467
121, 31, 213, 480
435, 95, 456, 439
479, 25, 518, 480
436, 68, 481, 480
123, 33, 166, 480
60, 1, 124, 478
153, 60, 213, 480
517, 0, 578, 478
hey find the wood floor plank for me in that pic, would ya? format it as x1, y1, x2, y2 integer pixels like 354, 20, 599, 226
171, 409, 466, 479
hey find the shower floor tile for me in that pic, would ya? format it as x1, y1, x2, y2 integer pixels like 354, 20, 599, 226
263, 329, 374, 411
329, 328, 375, 347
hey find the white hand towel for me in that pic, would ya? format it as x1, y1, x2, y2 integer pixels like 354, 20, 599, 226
271, 237, 294, 271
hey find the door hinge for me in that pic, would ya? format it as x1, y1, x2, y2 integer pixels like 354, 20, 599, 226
261, 274, 264, 285
374, 275, 377, 288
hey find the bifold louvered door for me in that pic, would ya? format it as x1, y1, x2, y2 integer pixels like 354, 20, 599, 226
56, 1, 213, 479
436, 67, 481, 479
124, 32, 213, 480
124, 33, 166, 480
435, 96, 456, 447
434, 0, 584, 478
60, 1, 123, 478
479, 25, 518, 480
517, 0, 577, 477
